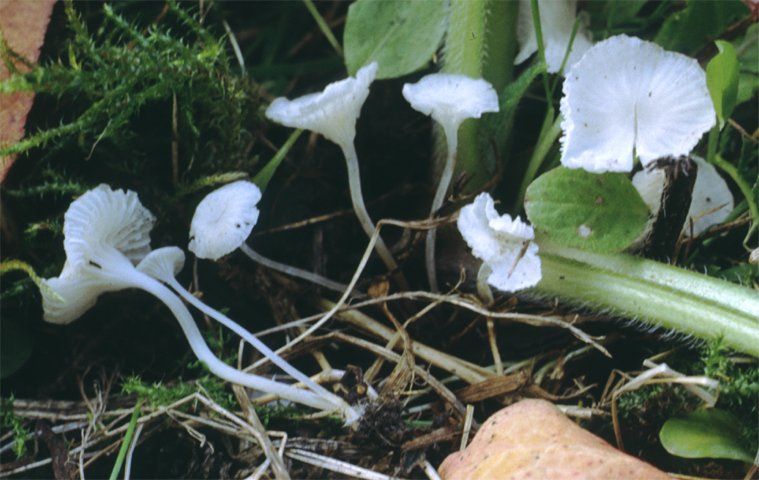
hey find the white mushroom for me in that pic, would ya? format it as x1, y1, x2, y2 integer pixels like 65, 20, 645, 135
632, 156, 734, 237
457, 192, 542, 293
42, 185, 361, 424
189, 180, 261, 261
514, 0, 593, 74
560, 35, 716, 173
188, 180, 349, 293
402, 73, 499, 291
265, 63, 404, 284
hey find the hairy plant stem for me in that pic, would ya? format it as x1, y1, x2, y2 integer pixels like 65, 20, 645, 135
536, 242, 759, 356
341, 141, 408, 289
442, 0, 517, 191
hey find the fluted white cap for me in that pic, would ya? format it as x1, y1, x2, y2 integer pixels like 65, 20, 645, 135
402, 73, 499, 141
265, 63, 378, 149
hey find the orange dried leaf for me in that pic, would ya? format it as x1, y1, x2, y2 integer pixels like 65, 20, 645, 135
0, 0, 57, 183
439, 399, 669, 480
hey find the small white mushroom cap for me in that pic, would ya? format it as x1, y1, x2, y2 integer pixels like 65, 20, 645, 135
43, 185, 157, 324
402, 73, 499, 142
265, 62, 378, 149
137, 246, 186, 281
457, 193, 541, 292
188, 180, 262, 261
560, 35, 716, 173
514, 0, 593, 74
632, 156, 734, 237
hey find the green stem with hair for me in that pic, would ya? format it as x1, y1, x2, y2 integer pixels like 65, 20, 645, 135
535, 242, 759, 356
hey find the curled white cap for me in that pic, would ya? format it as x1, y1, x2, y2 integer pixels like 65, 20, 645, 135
265, 63, 378, 149
560, 35, 715, 173
402, 73, 499, 141
188, 180, 262, 261
457, 192, 541, 292
63, 184, 155, 266
514, 0, 593, 74
43, 185, 156, 324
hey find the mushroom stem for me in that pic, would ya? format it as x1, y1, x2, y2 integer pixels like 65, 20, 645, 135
123, 268, 360, 423
341, 141, 408, 289
239, 244, 350, 294
426, 124, 458, 292
162, 273, 341, 402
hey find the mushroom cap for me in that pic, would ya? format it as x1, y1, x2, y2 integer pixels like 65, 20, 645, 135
402, 73, 499, 140
265, 62, 378, 149
137, 246, 186, 281
560, 35, 715, 173
42, 261, 116, 324
188, 180, 262, 261
632, 156, 734, 237
457, 193, 541, 292
63, 184, 155, 266
43, 185, 156, 324
514, 0, 593, 74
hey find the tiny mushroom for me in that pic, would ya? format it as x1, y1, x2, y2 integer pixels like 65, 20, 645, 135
560, 35, 716, 173
42, 185, 361, 424
189, 180, 349, 293
265, 63, 404, 284
457, 192, 541, 293
514, 0, 593, 74
632, 156, 734, 237
402, 73, 499, 291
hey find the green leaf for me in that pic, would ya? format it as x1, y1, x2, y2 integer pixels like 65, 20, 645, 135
655, 0, 748, 55
524, 167, 650, 253
660, 409, 755, 463
343, 0, 447, 79
706, 40, 739, 124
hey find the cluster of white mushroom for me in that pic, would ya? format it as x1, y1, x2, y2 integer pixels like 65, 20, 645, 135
42, 183, 362, 425
42, 8, 735, 424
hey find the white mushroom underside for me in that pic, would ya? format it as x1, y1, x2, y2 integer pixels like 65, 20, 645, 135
560, 35, 715, 173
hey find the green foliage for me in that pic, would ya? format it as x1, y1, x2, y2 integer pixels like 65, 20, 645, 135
706, 40, 739, 125
0, 0, 262, 180
655, 0, 749, 55
343, 0, 448, 79
735, 23, 759, 104
122, 375, 236, 411
659, 409, 754, 463
0, 397, 29, 458
524, 168, 650, 252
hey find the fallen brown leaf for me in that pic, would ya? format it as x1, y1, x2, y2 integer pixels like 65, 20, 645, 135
439, 399, 669, 480
0, 0, 57, 183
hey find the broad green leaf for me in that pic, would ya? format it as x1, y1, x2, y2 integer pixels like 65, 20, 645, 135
655, 0, 748, 55
660, 409, 754, 463
343, 0, 447, 79
706, 40, 739, 124
524, 167, 650, 253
